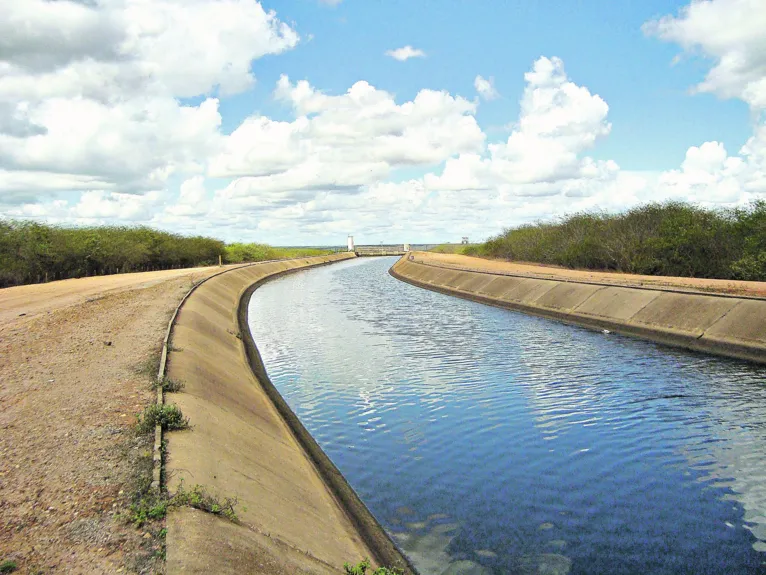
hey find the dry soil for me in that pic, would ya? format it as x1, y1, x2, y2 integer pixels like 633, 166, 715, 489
0, 267, 225, 574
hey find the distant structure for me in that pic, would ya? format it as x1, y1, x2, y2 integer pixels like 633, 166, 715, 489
347, 235, 355, 252
461, 236, 469, 244
404, 243, 410, 252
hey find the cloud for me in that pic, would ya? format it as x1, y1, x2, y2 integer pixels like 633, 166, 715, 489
385, 46, 426, 61
426, 57, 614, 192
319, 0, 343, 5
4, 0, 765, 244
646, 0, 766, 204
0, 0, 298, 205
209, 75, 485, 200
644, 0, 766, 109
474, 75, 499, 100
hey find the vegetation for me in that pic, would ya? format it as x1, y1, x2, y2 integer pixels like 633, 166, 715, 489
224, 242, 332, 263
136, 404, 189, 434
0, 220, 334, 288
0, 560, 17, 574
156, 377, 185, 393
127, 483, 240, 527
173, 482, 240, 522
429, 243, 478, 255
473, 201, 766, 281
344, 559, 404, 575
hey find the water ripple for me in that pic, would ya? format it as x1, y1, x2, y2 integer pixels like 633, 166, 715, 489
249, 257, 766, 575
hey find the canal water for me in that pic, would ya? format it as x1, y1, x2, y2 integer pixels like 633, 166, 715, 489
248, 257, 766, 575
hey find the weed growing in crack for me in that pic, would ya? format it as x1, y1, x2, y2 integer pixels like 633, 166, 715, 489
124, 482, 240, 527
135, 404, 189, 435
174, 482, 240, 522
155, 377, 185, 393
344, 559, 404, 575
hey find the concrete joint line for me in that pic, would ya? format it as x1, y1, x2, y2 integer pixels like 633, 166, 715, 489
412, 259, 766, 302
571, 285, 608, 312
699, 299, 744, 340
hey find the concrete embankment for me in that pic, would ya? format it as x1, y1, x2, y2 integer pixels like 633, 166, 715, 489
391, 256, 766, 365
164, 254, 415, 574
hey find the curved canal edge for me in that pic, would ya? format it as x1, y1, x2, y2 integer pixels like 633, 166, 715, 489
162, 253, 416, 575
390, 255, 766, 365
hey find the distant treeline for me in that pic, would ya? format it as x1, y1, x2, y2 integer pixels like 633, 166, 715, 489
470, 201, 766, 281
224, 242, 332, 263
0, 221, 332, 288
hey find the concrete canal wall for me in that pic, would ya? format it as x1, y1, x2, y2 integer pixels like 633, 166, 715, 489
163, 253, 415, 575
391, 257, 766, 365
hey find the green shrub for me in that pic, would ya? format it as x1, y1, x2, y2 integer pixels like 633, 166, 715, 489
0, 219, 335, 287
136, 404, 189, 434
344, 559, 404, 575
156, 377, 185, 393
478, 200, 766, 281
0, 560, 17, 574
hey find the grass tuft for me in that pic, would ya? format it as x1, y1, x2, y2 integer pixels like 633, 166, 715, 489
136, 404, 189, 435
125, 482, 240, 527
344, 559, 404, 575
0, 560, 17, 574
155, 377, 185, 393
174, 482, 240, 522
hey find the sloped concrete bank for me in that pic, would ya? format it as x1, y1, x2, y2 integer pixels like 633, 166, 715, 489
391, 257, 766, 365
164, 253, 415, 575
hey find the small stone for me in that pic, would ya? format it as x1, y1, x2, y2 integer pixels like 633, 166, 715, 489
104, 341, 112, 346
539, 522, 555, 530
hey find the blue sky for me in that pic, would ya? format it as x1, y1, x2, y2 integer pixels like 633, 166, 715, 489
237, 0, 751, 170
1, 0, 764, 244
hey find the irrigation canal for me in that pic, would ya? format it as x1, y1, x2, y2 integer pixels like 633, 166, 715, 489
248, 256, 766, 575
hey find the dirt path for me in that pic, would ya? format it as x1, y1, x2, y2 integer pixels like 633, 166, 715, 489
416, 252, 766, 298
0, 267, 224, 574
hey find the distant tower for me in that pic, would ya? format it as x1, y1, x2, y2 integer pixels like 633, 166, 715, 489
461, 236, 469, 245
347, 235, 355, 252
404, 243, 411, 252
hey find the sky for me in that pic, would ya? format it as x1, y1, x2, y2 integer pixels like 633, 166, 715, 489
0, 0, 764, 245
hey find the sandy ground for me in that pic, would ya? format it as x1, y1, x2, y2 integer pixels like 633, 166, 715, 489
416, 252, 766, 298
0, 266, 225, 574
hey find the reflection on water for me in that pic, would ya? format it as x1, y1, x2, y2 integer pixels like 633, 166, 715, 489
248, 257, 766, 575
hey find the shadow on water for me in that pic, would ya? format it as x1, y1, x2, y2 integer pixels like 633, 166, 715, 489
249, 257, 766, 575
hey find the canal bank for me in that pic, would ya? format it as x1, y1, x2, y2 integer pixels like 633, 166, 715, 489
390, 254, 766, 365
162, 253, 414, 574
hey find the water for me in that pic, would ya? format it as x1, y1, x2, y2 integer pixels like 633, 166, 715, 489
248, 257, 766, 575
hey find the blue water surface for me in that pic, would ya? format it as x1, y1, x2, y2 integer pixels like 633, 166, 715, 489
248, 257, 766, 575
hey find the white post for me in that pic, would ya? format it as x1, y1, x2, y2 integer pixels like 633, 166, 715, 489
347, 235, 355, 252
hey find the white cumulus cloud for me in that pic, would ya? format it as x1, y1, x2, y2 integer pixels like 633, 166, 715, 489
385, 46, 426, 61
644, 0, 766, 108
0, 0, 298, 209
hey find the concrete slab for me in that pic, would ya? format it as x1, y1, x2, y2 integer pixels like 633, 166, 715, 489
630, 292, 739, 335
574, 286, 661, 321
534, 282, 605, 312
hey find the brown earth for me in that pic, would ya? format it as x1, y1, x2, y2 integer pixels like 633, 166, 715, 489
417, 252, 766, 298
0, 266, 229, 574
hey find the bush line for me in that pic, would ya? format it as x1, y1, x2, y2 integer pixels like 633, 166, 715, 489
0, 220, 333, 287
467, 201, 766, 281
